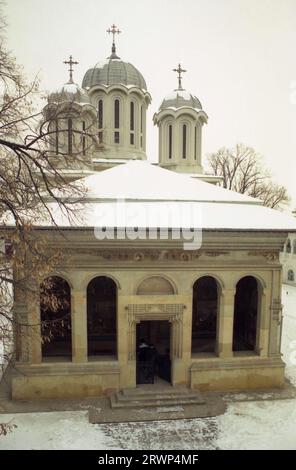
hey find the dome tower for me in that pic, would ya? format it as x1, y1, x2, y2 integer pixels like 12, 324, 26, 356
82, 25, 151, 162
44, 55, 97, 163
153, 64, 208, 174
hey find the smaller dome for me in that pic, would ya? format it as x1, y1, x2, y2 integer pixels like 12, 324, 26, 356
48, 82, 91, 105
159, 89, 202, 111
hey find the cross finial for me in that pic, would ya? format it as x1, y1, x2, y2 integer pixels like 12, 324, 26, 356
63, 55, 79, 84
107, 23, 121, 57
173, 63, 187, 90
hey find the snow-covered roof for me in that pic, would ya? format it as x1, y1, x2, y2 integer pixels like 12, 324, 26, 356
78, 160, 261, 204
33, 161, 296, 232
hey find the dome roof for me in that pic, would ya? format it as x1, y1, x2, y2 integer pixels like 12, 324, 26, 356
82, 56, 147, 90
159, 89, 202, 111
48, 82, 91, 105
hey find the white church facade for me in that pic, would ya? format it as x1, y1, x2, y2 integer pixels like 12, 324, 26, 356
10, 26, 296, 400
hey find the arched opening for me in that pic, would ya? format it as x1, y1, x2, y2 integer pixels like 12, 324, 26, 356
192, 276, 218, 354
40, 276, 72, 359
288, 269, 295, 282
233, 276, 258, 352
140, 105, 144, 148
87, 276, 117, 357
168, 124, 172, 159
194, 126, 197, 160
130, 101, 135, 145
286, 239, 292, 253
67, 118, 73, 154
98, 99, 103, 142
182, 124, 187, 159
114, 99, 120, 144
55, 119, 59, 155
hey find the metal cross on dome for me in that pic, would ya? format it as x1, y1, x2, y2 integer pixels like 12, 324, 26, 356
63, 55, 79, 84
173, 63, 187, 90
107, 23, 121, 56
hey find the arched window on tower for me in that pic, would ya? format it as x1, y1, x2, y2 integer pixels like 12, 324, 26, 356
140, 105, 144, 148
55, 120, 59, 155
194, 126, 197, 160
114, 99, 120, 144
82, 121, 86, 156
67, 118, 73, 155
168, 124, 172, 159
288, 269, 295, 282
182, 124, 187, 159
98, 99, 103, 142
130, 101, 135, 145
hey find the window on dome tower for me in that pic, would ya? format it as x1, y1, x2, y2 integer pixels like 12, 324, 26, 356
68, 118, 73, 155
98, 99, 103, 142
194, 126, 197, 160
82, 121, 86, 156
168, 124, 172, 159
114, 99, 120, 129
114, 99, 120, 144
140, 105, 144, 148
130, 101, 135, 146
55, 120, 59, 155
182, 124, 187, 159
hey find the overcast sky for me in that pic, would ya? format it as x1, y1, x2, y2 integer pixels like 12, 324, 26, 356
4, 0, 296, 207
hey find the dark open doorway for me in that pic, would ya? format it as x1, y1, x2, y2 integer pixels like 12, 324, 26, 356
136, 321, 171, 384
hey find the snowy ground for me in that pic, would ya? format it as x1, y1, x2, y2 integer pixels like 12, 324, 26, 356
0, 285, 296, 450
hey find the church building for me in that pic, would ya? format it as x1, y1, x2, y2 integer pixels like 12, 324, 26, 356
10, 25, 296, 400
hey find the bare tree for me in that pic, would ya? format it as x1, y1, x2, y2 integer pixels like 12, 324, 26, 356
0, 7, 97, 435
206, 144, 290, 209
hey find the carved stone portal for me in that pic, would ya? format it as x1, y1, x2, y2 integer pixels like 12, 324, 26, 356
126, 304, 185, 360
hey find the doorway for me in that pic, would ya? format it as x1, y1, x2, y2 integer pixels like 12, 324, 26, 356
136, 321, 171, 384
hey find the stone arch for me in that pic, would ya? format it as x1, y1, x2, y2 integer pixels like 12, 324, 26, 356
136, 275, 177, 295
191, 273, 224, 292
86, 276, 117, 357
233, 276, 259, 352
40, 275, 72, 359
233, 273, 266, 291
82, 273, 121, 291
191, 276, 219, 354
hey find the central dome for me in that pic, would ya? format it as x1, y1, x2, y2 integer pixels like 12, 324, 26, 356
82, 57, 147, 91
159, 89, 202, 111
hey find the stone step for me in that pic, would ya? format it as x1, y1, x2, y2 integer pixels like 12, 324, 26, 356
121, 387, 197, 397
118, 390, 203, 402
110, 392, 205, 409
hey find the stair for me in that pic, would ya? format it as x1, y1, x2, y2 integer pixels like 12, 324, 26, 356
109, 387, 205, 410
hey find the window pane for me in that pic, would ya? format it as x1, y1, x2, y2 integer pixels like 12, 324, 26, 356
182, 124, 187, 159
114, 99, 120, 129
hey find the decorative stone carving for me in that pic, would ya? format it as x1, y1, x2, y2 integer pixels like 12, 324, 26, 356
126, 303, 185, 360
270, 299, 282, 324
248, 251, 278, 262
66, 248, 204, 262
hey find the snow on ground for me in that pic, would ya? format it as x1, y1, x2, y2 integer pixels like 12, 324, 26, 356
0, 285, 296, 450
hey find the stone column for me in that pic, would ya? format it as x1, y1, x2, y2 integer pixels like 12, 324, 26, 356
217, 288, 236, 358
269, 270, 283, 357
27, 298, 42, 364
256, 289, 268, 356
71, 289, 87, 363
